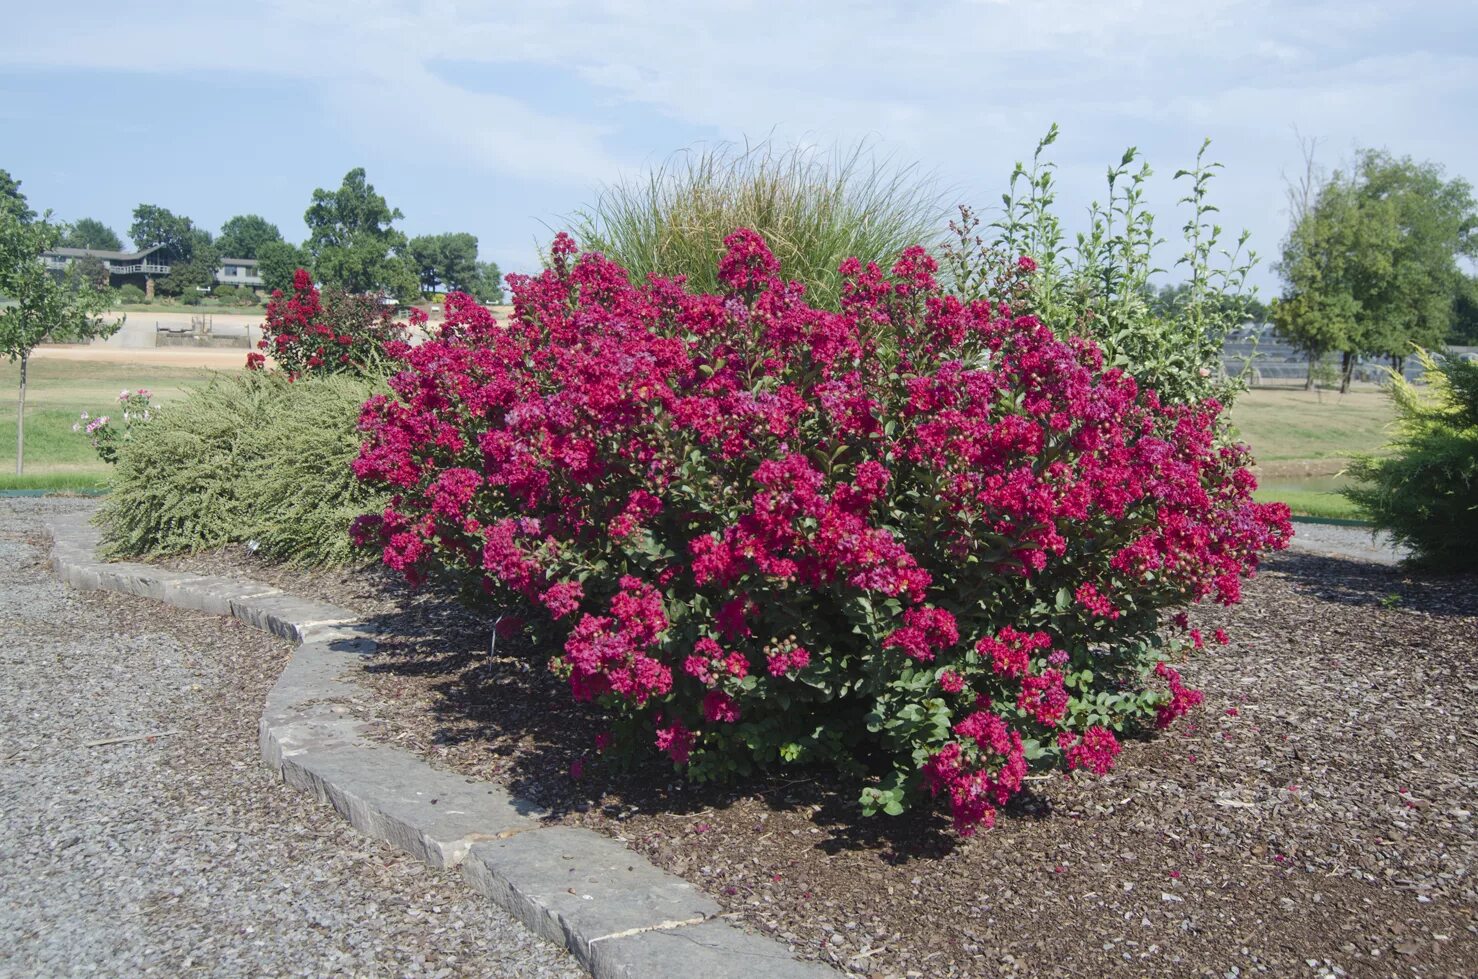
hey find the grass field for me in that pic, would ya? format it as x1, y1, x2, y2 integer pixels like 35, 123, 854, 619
0, 359, 231, 490
1251, 486, 1363, 520
114, 301, 262, 316
1231, 385, 1394, 520
1230, 386, 1394, 465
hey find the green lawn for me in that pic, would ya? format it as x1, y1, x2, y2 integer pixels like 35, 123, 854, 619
1230, 386, 1394, 463
1252, 486, 1363, 521
0, 359, 231, 490
1230, 386, 1395, 521
114, 301, 262, 315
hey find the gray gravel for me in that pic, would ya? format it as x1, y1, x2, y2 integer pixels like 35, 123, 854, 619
0, 497, 584, 979
1286, 519, 1407, 566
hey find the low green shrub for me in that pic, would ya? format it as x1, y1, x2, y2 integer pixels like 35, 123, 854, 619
236, 374, 384, 564
214, 284, 241, 302
116, 283, 147, 304
98, 371, 386, 565
1345, 352, 1478, 569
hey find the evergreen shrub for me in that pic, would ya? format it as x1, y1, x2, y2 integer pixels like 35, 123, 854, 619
1346, 352, 1478, 570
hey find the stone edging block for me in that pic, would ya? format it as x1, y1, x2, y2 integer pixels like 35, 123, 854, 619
44, 514, 834, 979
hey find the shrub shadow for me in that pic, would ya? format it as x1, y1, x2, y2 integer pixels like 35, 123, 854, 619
351, 584, 990, 859
1268, 550, 1478, 617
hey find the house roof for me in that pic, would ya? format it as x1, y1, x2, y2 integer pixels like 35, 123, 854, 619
48, 244, 167, 261
44, 245, 258, 266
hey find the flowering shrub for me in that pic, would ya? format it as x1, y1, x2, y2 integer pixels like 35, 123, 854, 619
248, 268, 415, 379
74, 388, 158, 464
352, 231, 1291, 834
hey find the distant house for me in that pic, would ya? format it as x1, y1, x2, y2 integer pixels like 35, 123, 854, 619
40, 245, 262, 297
215, 259, 263, 289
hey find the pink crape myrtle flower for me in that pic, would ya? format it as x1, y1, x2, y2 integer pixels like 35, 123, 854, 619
351, 227, 1291, 834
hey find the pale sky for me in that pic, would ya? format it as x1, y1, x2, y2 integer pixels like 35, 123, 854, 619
2, 0, 1473, 292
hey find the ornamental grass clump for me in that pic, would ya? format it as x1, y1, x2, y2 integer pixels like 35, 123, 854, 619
568, 140, 945, 310
352, 231, 1291, 834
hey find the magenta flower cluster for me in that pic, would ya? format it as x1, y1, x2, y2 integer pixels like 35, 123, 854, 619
351, 230, 1291, 833
248, 269, 414, 379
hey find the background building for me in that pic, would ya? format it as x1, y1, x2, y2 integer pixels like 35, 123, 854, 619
40, 245, 262, 297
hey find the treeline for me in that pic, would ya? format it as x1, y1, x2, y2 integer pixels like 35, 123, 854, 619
8, 166, 503, 304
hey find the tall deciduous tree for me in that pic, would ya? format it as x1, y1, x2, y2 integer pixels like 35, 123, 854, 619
156, 228, 221, 298
1273, 150, 1364, 389
304, 168, 416, 298
256, 240, 312, 294
59, 218, 123, 251
217, 214, 283, 259
1, 203, 120, 474
129, 205, 222, 298
128, 204, 195, 258
1275, 147, 1477, 390
0, 170, 35, 223
472, 260, 504, 304
1350, 152, 1475, 373
1451, 275, 1478, 346
407, 232, 480, 294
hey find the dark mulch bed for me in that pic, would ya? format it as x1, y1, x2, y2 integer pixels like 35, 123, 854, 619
156, 546, 1478, 978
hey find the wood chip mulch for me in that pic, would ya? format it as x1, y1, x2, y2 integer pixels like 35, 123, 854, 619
157, 546, 1478, 978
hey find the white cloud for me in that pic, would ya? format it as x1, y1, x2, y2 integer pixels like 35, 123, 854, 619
4, 0, 1474, 283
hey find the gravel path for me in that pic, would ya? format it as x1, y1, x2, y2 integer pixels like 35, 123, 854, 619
0, 497, 583, 979
1286, 520, 1406, 566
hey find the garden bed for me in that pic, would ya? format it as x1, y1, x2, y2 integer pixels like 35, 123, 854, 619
155, 547, 1477, 978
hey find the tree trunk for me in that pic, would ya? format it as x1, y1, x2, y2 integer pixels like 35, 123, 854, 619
1305, 351, 1316, 391
1339, 351, 1352, 394
15, 350, 27, 476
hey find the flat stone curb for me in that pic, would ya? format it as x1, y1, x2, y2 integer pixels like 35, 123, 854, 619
45, 513, 833, 979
